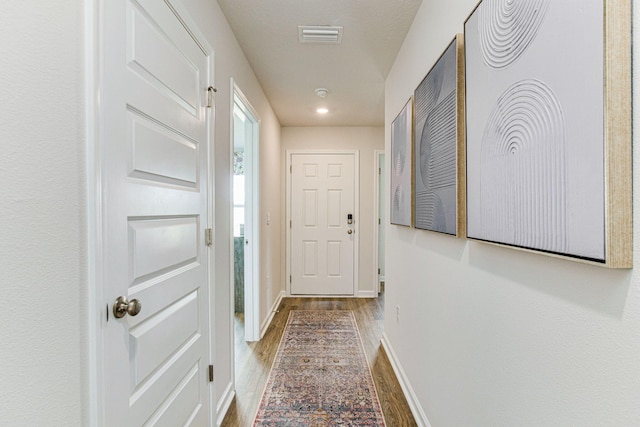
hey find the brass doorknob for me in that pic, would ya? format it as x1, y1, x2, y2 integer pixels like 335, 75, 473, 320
113, 296, 142, 319
347, 229, 353, 235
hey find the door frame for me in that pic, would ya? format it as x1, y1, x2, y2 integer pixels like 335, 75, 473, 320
87, 1, 216, 424
373, 150, 385, 294
285, 150, 360, 297
229, 80, 261, 342
86, 1, 101, 423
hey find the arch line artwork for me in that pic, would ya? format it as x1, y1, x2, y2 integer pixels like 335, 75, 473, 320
479, 79, 568, 254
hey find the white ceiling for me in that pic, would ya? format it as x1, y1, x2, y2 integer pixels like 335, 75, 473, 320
217, 0, 423, 127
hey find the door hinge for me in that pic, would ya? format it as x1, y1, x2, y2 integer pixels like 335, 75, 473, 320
379, 167, 381, 174
290, 165, 292, 173
378, 218, 381, 225
378, 268, 381, 274
206, 86, 217, 108
290, 220, 292, 228
290, 275, 292, 283
209, 365, 214, 382
205, 228, 213, 246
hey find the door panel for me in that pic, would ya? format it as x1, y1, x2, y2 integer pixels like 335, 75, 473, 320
327, 190, 342, 227
102, 0, 211, 425
128, 217, 199, 282
290, 153, 356, 295
128, 111, 199, 187
126, 0, 203, 116
303, 241, 318, 277
303, 190, 318, 226
129, 291, 200, 385
327, 241, 342, 277
144, 364, 202, 427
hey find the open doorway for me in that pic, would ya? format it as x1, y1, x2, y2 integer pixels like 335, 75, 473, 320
374, 150, 385, 293
232, 83, 260, 342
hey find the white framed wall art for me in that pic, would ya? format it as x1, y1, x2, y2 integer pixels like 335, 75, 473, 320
464, 0, 631, 267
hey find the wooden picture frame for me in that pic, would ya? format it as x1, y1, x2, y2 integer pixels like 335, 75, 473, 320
390, 98, 414, 227
413, 34, 466, 237
464, 0, 631, 267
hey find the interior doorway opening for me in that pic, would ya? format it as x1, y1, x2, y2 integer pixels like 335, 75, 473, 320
232, 84, 260, 342
374, 150, 386, 293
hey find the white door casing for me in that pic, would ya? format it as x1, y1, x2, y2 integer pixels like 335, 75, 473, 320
288, 152, 358, 295
98, 0, 213, 425
373, 150, 385, 293
231, 83, 261, 342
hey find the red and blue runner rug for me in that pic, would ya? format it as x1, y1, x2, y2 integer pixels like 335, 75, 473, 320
253, 310, 386, 426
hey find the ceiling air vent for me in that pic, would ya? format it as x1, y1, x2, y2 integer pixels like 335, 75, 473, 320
298, 26, 343, 44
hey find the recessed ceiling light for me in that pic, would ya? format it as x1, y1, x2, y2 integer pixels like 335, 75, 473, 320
316, 108, 329, 114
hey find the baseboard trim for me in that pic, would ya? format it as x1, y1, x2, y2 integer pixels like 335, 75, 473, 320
357, 290, 377, 298
380, 333, 432, 427
216, 381, 235, 426
260, 291, 285, 339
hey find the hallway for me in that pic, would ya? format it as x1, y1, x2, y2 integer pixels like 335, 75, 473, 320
221, 294, 417, 426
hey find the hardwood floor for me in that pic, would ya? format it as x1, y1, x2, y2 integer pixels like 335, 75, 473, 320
220, 293, 417, 426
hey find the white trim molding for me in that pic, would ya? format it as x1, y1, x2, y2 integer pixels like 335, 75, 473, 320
357, 290, 377, 298
373, 149, 385, 294
85, 0, 102, 424
230, 80, 262, 343
380, 333, 432, 427
260, 291, 286, 338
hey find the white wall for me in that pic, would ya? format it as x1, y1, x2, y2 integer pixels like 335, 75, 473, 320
179, 0, 282, 419
0, 1, 86, 425
282, 127, 384, 297
384, 1, 640, 426
260, 107, 284, 321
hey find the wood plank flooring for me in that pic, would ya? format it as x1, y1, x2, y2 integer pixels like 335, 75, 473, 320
220, 294, 417, 426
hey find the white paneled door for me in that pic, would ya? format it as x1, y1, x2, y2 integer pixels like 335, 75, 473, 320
290, 153, 357, 295
100, 0, 212, 425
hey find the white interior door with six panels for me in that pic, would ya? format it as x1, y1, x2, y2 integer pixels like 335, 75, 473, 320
290, 153, 356, 295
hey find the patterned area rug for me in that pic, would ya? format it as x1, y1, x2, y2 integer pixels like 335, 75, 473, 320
253, 310, 386, 426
